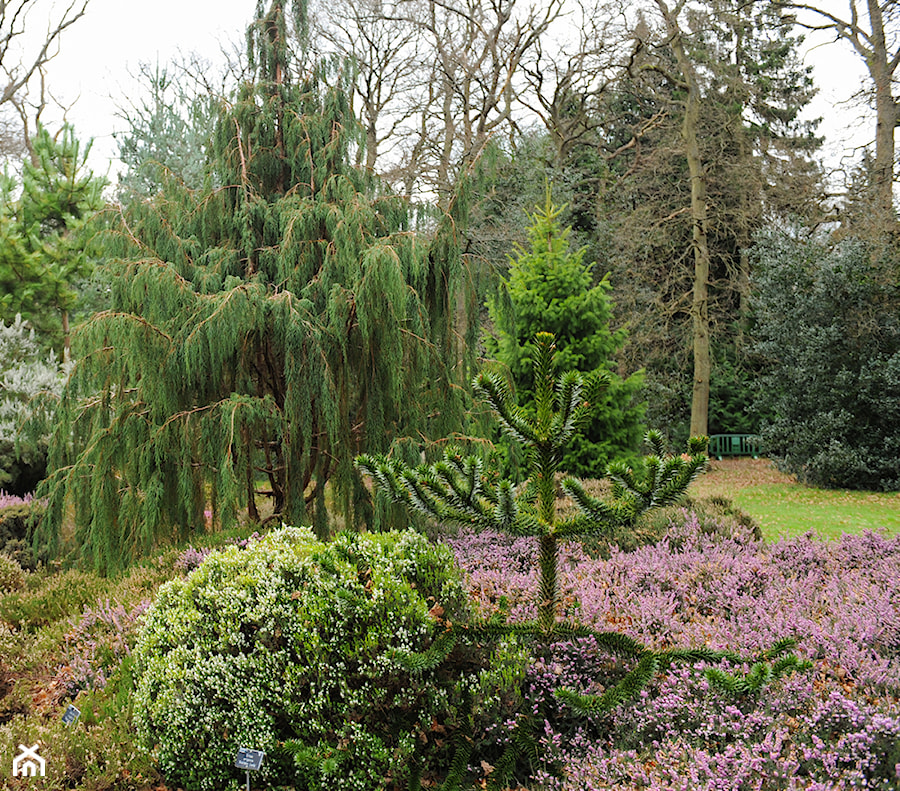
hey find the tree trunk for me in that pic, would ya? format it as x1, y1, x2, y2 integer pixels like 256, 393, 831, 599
61, 309, 70, 361
869, 0, 898, 217
686, 108, 711, 439
662, 6, 711, 438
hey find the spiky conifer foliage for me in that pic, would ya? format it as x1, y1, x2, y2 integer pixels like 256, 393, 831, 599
486, 192, 646, 477
360, 332, 704, 632
0, 124, 106, 355
33, 0, 473, 573
358, 332, 809, 789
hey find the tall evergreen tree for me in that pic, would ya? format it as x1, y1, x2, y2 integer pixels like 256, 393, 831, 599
486, 192, 645, 477
0, 124, 106, 356
597, 0, 823, 439
35, 0, 473, 572
114, 63, 221, 200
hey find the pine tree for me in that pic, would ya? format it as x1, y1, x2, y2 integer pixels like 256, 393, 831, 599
0, 124, 106, 356
114, 62, 220, 200
34, 0, 473, 573
487, 191, 644, 477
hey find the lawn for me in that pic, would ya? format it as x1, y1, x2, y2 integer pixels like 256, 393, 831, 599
691, 457, 900, 540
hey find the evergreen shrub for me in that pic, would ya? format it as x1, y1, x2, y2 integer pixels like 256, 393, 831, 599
486, 194, 645, 478
751, 231, 900, 490
0, 569, 106, 630
132, 527, 525, 791
0, 553, 24, 591
0, 496, 43, 569
0, 315, 65, 496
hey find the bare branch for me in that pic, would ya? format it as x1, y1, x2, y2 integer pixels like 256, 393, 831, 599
0, 0, 90, 106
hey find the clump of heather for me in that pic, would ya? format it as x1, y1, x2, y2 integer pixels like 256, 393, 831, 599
174, 532, 263, 573
0, 490, 33, 508
559, 676, 900, 790
234, 530, 262, 549
54, 598, 151, 696
174, 545, 212, 572
448, 515, 900, 787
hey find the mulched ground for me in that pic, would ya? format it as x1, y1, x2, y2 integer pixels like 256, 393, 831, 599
691, 457, 796, 498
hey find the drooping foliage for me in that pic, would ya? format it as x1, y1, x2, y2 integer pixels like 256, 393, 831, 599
358, 332, 808, 788
0, 124, 106, 355
486, 192, 645, 476
35, 0, 474, 573
751, 229, 900, 491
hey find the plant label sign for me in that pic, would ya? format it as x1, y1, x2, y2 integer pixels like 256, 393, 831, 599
61, 705, 80, 726
234, 748, 265, 772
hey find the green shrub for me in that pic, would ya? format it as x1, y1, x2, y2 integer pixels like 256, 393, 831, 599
485, 194, 645, 478
133, 527, 514, 791
0, 314, 66, 496
751, 232, 900, 491
0, 699, 160, 791
0, 569, 105, 630
0, 500, 42, 569
0, 553, 24, 591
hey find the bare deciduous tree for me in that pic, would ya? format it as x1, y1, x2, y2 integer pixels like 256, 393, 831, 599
311, 0, 566, 200
309, 0, 426, 175
0, 0, 89, 102
0, 0, 90, 159
518, 0, 633, 169
781, 0, 900, 215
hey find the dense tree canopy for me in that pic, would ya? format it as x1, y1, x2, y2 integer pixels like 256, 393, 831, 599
34, 0, 475, 572
0, 0, 890, 532
751, 229, 900, 491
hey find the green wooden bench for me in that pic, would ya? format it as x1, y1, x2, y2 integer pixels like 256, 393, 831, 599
708, 433, 762, 460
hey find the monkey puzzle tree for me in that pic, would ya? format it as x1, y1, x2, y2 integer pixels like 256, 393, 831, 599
34, 0, 473, 572
358, 332, 806, 787
362, 332, 699, 634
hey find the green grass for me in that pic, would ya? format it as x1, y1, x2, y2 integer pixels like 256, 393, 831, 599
730, 484, 900, 541
691, 458, 900, 541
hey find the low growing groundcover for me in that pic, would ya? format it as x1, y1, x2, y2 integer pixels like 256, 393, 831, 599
1, 508, 899, 789
447, 516, 900, 789
691, 458, 900, 541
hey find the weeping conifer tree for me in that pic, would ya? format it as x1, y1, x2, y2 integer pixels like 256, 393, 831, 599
35, 0, 473, 572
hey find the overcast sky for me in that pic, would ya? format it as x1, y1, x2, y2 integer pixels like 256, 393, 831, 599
40, 0, 254, 179
35, 0, 872, 186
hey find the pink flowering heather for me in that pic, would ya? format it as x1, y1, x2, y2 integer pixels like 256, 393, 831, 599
446, 515, 900, 789
55, 599, 152, 696
175, 544, 212, 572
0, 490, 33, 509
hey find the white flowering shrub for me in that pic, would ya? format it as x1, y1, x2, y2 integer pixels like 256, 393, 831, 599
0, 314, 67, 494
0, 552, 25, 591
132, 527, 484, 791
